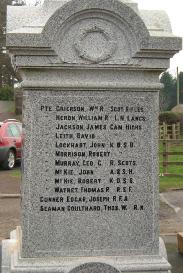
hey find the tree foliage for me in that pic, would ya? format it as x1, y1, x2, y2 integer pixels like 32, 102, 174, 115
0, 0, 25, 90
179, 72, 183, 104
0, 85, 14, 100
0, 0, 12, 87
160, 71, 183, 111
159, 111, 183, 124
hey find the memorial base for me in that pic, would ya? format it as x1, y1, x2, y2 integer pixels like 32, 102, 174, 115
2, 227, 171, 273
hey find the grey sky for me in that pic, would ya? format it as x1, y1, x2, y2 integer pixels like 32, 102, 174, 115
137, 0, 183, 75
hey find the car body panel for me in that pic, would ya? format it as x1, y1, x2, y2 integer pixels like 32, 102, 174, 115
0, 146, 9, 163
0, 120, 22, 168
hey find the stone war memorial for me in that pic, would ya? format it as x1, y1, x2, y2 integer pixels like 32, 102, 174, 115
2, 0, 182, 273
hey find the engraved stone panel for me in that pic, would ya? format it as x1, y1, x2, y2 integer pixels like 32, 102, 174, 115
48, 16, 131, 64
22, 90, 159, 258
69, 263, 120, 273
74, 26, 117, 63
43, 0, 151, 65
3, 1, 181, 273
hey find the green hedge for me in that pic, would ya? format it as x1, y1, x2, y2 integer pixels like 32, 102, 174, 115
0, 86, 14, 101
159, 111, 183, 124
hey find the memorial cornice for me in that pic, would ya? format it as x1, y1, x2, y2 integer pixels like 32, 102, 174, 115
6, 0, 181, 74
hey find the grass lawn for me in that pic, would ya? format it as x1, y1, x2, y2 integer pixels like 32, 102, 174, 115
10, 168, 21, 178
159, 138, 183, 192
159, 176, 183, 192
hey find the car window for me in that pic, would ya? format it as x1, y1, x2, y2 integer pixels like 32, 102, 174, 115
7, 125, 14, 137
8, 124, 21, 137
16, 123, 22, 133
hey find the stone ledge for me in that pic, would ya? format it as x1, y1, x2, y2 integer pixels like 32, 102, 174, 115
1, 228, 171, 273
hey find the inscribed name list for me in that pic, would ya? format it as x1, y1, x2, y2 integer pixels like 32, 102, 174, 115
22, 90, 158, 257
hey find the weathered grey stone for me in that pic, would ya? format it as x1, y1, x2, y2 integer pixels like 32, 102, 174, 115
21, 90, 159, 258
6, 0, 181, 67
2, 0, 182, 273
2, 228, 171, 273
15, 88, 23, 115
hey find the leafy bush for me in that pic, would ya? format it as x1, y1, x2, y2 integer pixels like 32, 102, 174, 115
0, 85, 14, 101
159, 111, 183, 124
176, 113, 183, 133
